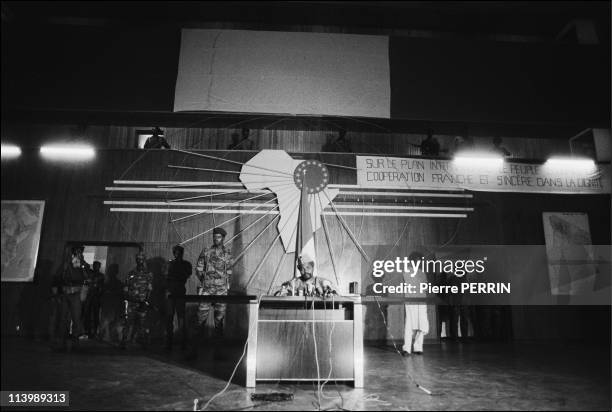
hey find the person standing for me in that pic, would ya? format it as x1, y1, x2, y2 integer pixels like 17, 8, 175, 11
165, 244, 192, 351
447, 269, 472, 341
275, 254, 336, 297
420, 129, 441, 156
97, 265, 124, 342
491, 136, 511, 157
185, 228, 232, 359
333, 129, 353, 153
143, 127, 170, 149
322, 134, 336, 152
402, 252, 430, 356
227, 128, 255, 150
121, 251, 153, 348
194, 228, 233, 338
83, 261, 104, 339
61, 246, 90, 342
48, 270, 67, 350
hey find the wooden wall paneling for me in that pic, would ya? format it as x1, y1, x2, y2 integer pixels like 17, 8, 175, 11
2, 145, 610, 341
2, 122, 584, 160
256, 321, 354, 380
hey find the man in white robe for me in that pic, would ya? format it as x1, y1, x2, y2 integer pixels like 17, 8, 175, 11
402, 252, 430, 355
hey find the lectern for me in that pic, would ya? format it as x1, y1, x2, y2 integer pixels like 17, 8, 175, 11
246, 296, 363, 388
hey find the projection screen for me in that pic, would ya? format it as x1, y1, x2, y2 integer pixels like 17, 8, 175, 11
174, 29, 390, 118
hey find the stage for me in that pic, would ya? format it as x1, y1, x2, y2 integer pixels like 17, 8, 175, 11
1, 337, 609, 411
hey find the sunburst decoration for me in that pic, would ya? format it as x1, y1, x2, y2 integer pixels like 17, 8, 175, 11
239, 150, 339, 254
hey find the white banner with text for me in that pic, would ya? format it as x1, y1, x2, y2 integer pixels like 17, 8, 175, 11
356, 156, 611, 194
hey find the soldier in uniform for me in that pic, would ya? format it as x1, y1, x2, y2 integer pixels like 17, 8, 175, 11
195, 227, 233, 338
121, 250, 153, 348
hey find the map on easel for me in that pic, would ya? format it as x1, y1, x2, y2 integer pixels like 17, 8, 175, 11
1, 200, 45, 282
542, 212, 596, 295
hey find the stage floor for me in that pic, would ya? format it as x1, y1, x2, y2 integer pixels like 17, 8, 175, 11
1, 337, 610, 411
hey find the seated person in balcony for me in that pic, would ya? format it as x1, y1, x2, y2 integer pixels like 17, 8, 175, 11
275, 254, 337, 297
420, 129, 440, 156
144, 127, 170, 149
452, 135, 475, 155
227, 128, 255, 150
491, 137, 511, 157
322, 134, 336, 152
335, 129, 353, 153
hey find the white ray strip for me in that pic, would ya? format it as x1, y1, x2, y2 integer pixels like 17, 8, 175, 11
105, 201, 276, 207
225, 210, 279, 244
178, 197, 281, 246
104, 200, 473, 212
317, 193, 340, 288
114, 180, 246, 186
168, 165, 295, 180
111, 208, 278, 214
114, 180, 469, 194
106, 187, 268, 193
336, 191, 473, 198
330, 204, 473, 211
109, 208, 467, 218
106, 186, 473, 198
322, 163, 357, 170
328, 184, 466, 191
170, 189, 281, 223
172, 149, 295, 177
323, 194, 371, 262
168, 189, 254, 202
322, 211, 467, 218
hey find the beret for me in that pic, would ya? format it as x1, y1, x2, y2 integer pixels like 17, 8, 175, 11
213, 227, 227, 237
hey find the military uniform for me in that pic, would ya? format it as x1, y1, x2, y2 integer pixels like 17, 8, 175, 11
123, 267, 153, 345
195, 245, 233, 335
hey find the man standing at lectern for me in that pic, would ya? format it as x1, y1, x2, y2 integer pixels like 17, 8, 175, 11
194, 227, 233, 339
275, 254, 337, 297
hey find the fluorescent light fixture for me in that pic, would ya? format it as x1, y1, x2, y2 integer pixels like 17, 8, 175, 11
40, 145, 95, 160
1, 144, 21, 159
544, 157, 595, 169
453, 152, 504, 167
